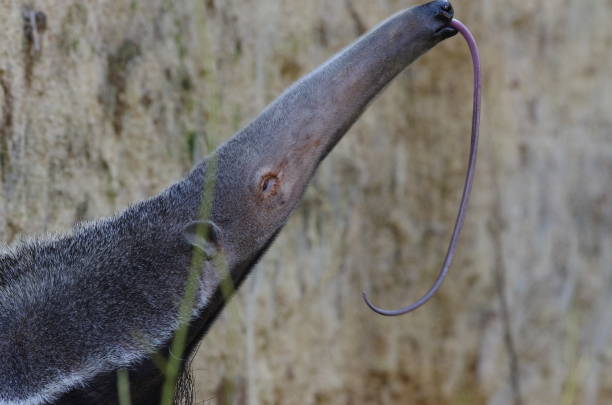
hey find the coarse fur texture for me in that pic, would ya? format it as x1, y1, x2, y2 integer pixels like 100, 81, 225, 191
0, 2, 456, 404
0, 168, 208, 404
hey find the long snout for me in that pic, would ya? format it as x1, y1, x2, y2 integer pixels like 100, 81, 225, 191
225, 1, 456, 168
212, 1, 456, 260
310, 0, 457, 160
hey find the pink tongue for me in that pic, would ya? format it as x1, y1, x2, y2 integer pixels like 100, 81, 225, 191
363, 19, 482, 316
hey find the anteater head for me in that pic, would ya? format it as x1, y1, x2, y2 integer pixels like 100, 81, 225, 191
186, 0, 456, 283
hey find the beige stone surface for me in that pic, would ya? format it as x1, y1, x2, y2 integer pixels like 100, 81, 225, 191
1, 0, 612, 404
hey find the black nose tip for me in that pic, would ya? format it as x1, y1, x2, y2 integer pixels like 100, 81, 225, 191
435, 1, 454, 23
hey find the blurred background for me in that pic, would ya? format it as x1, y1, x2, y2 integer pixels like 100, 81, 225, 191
1, 0, 611, 404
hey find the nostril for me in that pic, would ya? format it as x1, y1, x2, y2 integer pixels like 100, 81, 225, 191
436, 10, 454, 24
434, 1, 454, 22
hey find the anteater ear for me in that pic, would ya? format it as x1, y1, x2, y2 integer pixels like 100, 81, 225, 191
183, 220, 223, 259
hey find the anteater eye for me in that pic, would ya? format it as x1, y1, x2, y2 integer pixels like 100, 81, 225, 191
260, 174, 279, 197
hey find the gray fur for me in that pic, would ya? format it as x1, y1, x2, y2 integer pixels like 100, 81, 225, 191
0, 2, 455, 404
0, 168, 208, 403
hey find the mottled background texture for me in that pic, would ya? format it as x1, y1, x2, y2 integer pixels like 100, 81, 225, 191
1, 0, 611, 404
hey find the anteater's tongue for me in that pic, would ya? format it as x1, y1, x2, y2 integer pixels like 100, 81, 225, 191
363, 18, 482, 316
